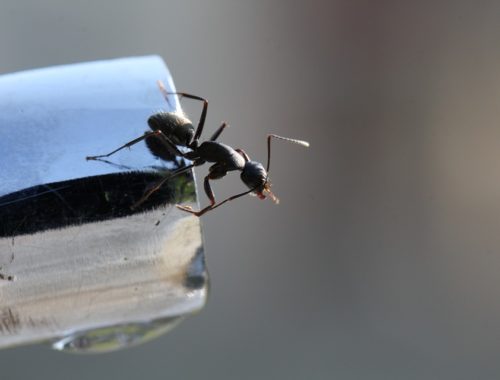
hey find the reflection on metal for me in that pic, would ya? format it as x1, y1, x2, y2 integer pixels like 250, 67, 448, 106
51, 316, 185, 353
0, 171, 195, 237
0, 57, 207, 352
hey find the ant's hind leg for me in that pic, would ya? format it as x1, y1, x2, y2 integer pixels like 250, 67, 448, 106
86, 130, 186, 161
157, 81, 209, 144
86, 131, 159, 160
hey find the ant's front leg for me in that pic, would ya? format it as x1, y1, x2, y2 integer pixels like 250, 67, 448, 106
177, 169, 255, 217
177, 175, 216, 217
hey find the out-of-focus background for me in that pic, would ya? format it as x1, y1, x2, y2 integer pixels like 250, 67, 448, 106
2, 1, 500, 379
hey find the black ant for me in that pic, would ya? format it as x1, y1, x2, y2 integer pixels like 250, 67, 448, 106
86, 81, 309, 217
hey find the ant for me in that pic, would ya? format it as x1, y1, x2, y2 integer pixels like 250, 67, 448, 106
86, 81, 309, 217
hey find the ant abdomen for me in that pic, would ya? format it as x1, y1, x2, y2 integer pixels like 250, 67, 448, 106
147, 112, 194, 147
146, 112, 195, 161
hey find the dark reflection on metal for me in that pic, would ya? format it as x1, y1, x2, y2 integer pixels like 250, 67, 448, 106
0, 171, 195, 238
184, 246, 208, 290
145, 132, 186, 164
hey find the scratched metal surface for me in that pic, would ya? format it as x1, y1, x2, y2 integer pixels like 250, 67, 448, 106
0, 57, 206, 351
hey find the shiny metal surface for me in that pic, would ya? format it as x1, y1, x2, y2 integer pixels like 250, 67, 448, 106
0, 57, 206, 352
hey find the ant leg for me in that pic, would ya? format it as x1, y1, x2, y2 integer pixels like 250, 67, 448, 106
157, 80, 174, 108
131, 163, 195, 209
180, 92, 207, 143
86, 130, 187, 161
157, 81, 208, 144
177, 174, 216, 215
86, 131, 159, 160
209, 122, 228, 141
157, 81, 208, 142
203, 176, 216, 206
177, 169, 257, 217
151, 130, 189, 158
177, 187, 255, 217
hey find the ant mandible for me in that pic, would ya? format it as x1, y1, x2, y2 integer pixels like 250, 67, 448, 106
86, 81, 309, 217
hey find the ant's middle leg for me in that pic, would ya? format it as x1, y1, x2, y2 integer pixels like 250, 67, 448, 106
210, 122, 228, 141
131, 163, 195, 210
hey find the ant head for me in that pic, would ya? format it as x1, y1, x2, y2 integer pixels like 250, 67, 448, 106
238, 135, 309, 205
240, 161, 279, 203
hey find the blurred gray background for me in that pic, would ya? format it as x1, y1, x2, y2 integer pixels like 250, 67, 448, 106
2, 0, 500, 379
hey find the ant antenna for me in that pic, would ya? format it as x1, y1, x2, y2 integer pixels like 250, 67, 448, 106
266, 134, 310, 172
261, 134, 309, 204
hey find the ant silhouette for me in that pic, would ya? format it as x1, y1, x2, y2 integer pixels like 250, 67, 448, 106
86, 81, 309, 217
